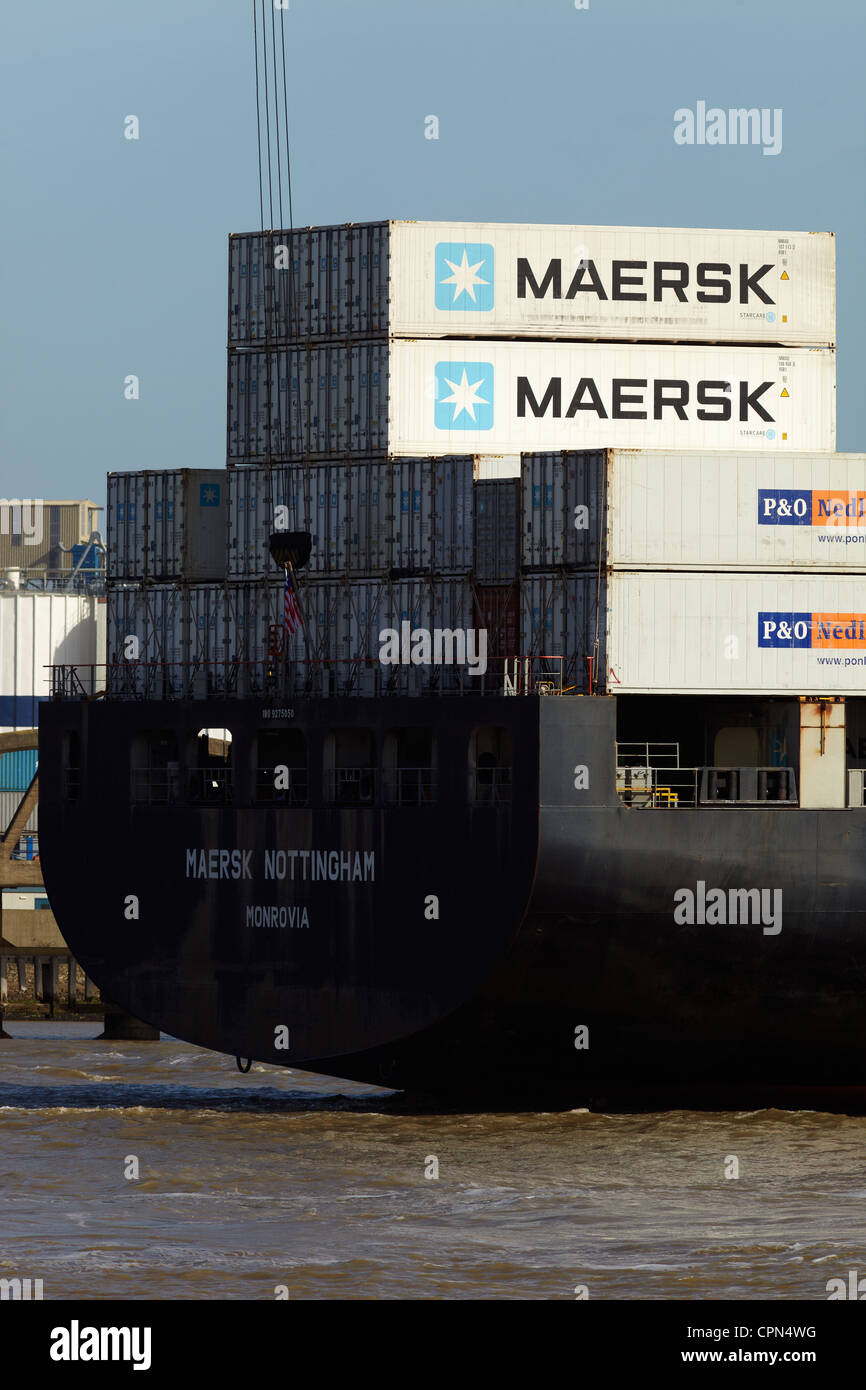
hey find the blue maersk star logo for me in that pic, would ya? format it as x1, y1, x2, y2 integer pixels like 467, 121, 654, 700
434, 242, 495, 312
200, 484, 221, 506
434, 362, 494, 430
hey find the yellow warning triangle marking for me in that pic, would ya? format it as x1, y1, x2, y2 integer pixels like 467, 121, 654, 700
780, 271, 790, 280
781, 388, 790, 397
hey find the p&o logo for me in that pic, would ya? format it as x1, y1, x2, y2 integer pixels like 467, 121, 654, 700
758, 489, 866, 527
759, 612, 866, 648
434, 242, 495, 312
433, 361, 494, 431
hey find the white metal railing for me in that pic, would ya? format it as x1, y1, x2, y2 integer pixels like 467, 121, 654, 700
615, 741, 680, 769
382, 768, 437, 806
329, 767, 376, 805
616, 765, 798, 809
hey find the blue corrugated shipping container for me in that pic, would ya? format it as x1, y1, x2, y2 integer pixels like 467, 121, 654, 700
0, 749, 38, 790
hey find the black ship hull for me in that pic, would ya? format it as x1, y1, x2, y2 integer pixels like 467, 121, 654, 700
38, 694, 866, 1106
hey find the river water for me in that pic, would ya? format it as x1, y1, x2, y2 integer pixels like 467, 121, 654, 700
1, 1023, 864, 1300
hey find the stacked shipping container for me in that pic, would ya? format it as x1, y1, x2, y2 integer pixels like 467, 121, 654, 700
106, 218, 847, 697
518, 450, 866, 695
226, 457, 473, 578
228, 222, 836, 347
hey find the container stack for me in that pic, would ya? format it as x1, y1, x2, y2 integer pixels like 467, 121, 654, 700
518, 448, 866, 695
107, 219, 844, 697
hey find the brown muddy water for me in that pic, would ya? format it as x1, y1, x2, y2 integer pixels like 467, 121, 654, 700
1, 1023, 864, 1300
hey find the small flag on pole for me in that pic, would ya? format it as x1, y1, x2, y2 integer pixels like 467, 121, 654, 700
283, 565, 302, 635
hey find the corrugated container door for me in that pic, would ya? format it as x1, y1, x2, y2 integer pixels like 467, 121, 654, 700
147, 471, 179, 580
229, 343, 391, 462
474, 584, 519, 661
182, 471, 226, 582
474, 479, 520, 582
347, 461, 386, 575
229, 223, 391, 346
354, 223, 389, 338
434, 457, 473, 572
521, 452, 605, 568
107, 472, 148, 580
519, 573, 601, 691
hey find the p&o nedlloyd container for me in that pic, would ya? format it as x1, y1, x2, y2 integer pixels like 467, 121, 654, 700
229, 341, 835, 461
519, 570, 866, 697
521, 450, 866, 571
606, 571, 866, 696
228, 221, 835, 347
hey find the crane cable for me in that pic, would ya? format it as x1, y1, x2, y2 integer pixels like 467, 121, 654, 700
252, 0, 300, 683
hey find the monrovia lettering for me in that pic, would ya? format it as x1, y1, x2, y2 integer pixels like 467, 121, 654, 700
246, 905, 311, 928
516, 258, 773, 304
517, 377, 774, 422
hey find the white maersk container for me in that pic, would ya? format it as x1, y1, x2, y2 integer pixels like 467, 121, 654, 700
388, 340, 835, 458
0, 593, 100, 730
229, 341, 835, 461
522, 450, 866, 571
107, 470, 227, 582
228, 222, 835, 347
607, 572, 866, 696
227, 458, 473, 578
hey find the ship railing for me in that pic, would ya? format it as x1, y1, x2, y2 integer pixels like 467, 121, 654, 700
617, 765, 699, 808
130, 768, 182, 805
616, 765, 798, 809
4, 567, 104, 595
471, 767, 513, 804
699, 767, 797, 806
255, 767, 308, 805
50, 664, 99, 700
47, 657, 585, 701
615, 742, 680, 769
185, 767, 233, 805
382, 768, 437, 806
328, 767, 377, 805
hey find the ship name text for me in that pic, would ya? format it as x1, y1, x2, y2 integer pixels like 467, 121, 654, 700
184, 848, 375, 882
186, 849, 253, 880
265, 849, 375, 881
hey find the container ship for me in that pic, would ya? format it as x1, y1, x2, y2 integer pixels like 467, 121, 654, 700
38, 218, 866, 1106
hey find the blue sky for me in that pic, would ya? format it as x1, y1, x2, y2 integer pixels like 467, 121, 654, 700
0, 0, 862, 513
